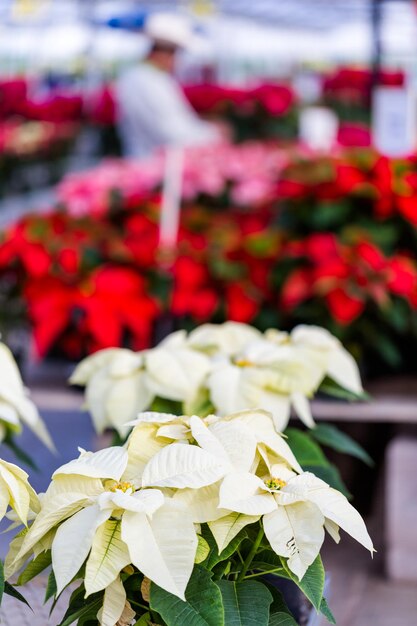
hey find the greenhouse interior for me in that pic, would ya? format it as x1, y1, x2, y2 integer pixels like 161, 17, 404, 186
0, 0, 416, 624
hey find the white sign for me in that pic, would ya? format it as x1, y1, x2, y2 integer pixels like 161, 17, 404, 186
159, 146, 184, 249
293, 71, 322, 104
299, 106, 339, 151
372, 87, 417, 157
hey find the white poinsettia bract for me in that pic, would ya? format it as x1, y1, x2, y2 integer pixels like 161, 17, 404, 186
0, 342, 53, 449
72, 322, 363, 436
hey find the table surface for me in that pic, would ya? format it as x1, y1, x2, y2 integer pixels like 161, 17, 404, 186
30, 375, 417, 424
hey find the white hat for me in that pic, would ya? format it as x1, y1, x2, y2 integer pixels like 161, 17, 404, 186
145, 13, 198, 50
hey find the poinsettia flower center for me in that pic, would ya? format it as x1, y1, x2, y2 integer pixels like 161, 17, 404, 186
233, 358, 254, 368
264, 477, 286, 491
106, 480, 135, 494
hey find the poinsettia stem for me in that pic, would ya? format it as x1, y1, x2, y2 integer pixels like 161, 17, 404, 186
237, 525, 264, 582
243, 566, 284, 579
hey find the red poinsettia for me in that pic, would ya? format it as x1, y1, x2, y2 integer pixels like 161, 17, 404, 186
226, 283, 260, 323
25, 265, 159, 357
282, 235, 417, 325
0, 221, 52, 278
171, 256, 218, 322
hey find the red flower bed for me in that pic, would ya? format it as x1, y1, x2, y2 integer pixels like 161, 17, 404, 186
282, 235, 417, 323
1, 142, 417, 373
183, 82, 295, 117
323, 67, 405, 100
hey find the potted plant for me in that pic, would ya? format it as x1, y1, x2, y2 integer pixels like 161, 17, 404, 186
7, 406, 373, 625
71, 322, 372, 494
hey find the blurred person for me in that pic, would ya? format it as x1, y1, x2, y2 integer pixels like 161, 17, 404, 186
115, 13, 221, 158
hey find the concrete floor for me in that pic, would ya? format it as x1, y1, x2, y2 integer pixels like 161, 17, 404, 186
315, 535, 417, 626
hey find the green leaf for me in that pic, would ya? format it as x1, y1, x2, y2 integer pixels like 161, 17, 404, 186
3, 433, 38, 471
44, 569, 57, 603
216, 579, 272, 626
150, 397, 183, 415
202, 526, 247, 570
311, 423, 374, 466
250, 551, 285, 577
18, 550, 52, 586
303, 464, 352, 499
134, 614, 153, 625
373, 334, 402, 368
269, 613, 298, 626
150, 565, 224, 626
4, 582, 31, 608
264, 581, 294, 619
58, 584, 102, 626
186, 387, 215, 418
284, 429, 329, 467
320, 597, 336, 624
195, 535, 210, 564
318, 379, 370, 402
279, 555, 325, 611
0, 561, 4, 606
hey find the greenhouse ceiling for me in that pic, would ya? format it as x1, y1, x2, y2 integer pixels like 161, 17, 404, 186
0, 0, 413, 30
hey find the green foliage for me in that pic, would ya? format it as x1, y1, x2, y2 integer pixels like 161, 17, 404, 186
373, 333, 402, 368
304, 464, 351, 499
135, 614, 154, 625
216, 579, 272, 625
0, 561, 4, 606
195, 535, 211, 564
278, 555, 325, 612
269, 614, 298, 626
4, 582, 31, 608
57, 584, 103, 626
311, 423, 373, 466
44, 569, 57, 603
285, 427, 352, 496
150, 565, 224, 626
201, 526, 248, 571
284, 429, 328, 466
3, 432, 38, 471
265, 584, 297, 625
319, 378, 369, 402
150, 397, 183, 415
320, 597, 336, 624
251, 549, 284, 575
17, 550, 52, 586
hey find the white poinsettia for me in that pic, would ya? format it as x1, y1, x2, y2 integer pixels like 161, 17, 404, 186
129, 409, 301, 489
0, 458, 39, 526
10, 446, 198, 602
264, 326, 363, 396
283, 325, 363, 396
144, 331, 211, 403
142, 409, 301, 527
207, 338, 323, 430
207, 324, 363, 430
123, 411, 197, 483
187, 322, 263, 356
71, 322, 362, 438
131, 411, 372, 583
0, 342, 53, 449
70, 348, 152, 436
71, 333, 211, 437
219, 462, 374, 580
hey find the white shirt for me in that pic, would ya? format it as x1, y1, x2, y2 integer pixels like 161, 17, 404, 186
115, 63, 219, 158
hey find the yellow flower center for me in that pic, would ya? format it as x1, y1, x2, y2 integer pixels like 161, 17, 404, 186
107, 481, 134, 493
234, 358, 254, 368
264, 477, 286, 491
